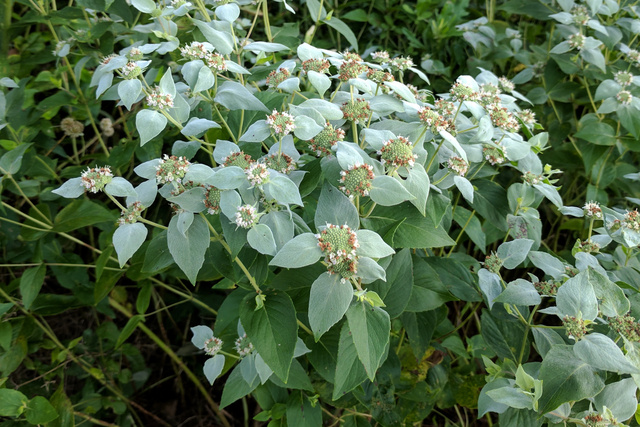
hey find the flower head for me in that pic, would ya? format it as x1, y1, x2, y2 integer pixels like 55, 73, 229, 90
180, 41, 210, 60
100, 118, 115, 137
483, 252, 503, 274
81, 166, 113, 193
583, 201, 602, 219
127, 47, 143, 61
146, 86, 174, 110
302, 58, 331, 74
615, 70, 634, 87
235, 205, 258, 229
568, 33, 586, 50
316, 224, 359, 279
617, 90, 633, 105
60, 117, 85, 138
517, 109, 536, 125
490, 107, 519, 132
498, 76, 515, 93
309, 123, 345, 156
483, 143, 507, 165
118, 201, 144, 226
341, 51, 362, 62
341, 98, 371, 124
155, 154, 190, 184
367, 69, 395, 87
245, 162, 269, 187
234, 334, 254, 357
121, 62, 143, 79
339, 60, 368, 81
204, 186, 221, 215
563, 315, 588, 340
223, 151, 253, 169
371, 51, 390, 63
623, 209, 640, 231
533, 280, 560, 297
264, 153, 296, 174
266, 110, 296, 136
418, 107, 454, 133
571, 5, 590, 26
609, 315, 640, 342
447, 156, 469, 177
203, 336, 223, 356
205, 53, 227, 72
377, 136, 417, 168
339, 163, 374, 199
522, 171, 542, 185
449, 82, 479, 102
266, 68, 291, 88
390, 56, 414, 72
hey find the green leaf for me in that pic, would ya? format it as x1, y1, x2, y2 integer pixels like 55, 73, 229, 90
216, 2, 240, 21
293, 115, 323, 140
355, 229, 394, 258
481, 310, 525, 361
194, 20, 234, 55
167, 214, 210, 284
531, 327, 565, 358
115, 315, 144, 348
585, 267, 630, 317
247, 224, 277, 256
105, 177, 137, 198
333, 321, 369, 400
51, 177, 84, 198
471, 180, 509, 231
118, 79, 142, 110
20, 264, 46, 310
131, 0, 155, 13
574, 333, 640, 374
575, 119, 616, 146
0, 388, 28, 417
307, 71, 331, 96
0, 322, 11, 351
405, 256, 456, 311
53, 199, 116, 233
239, 292, 298, 382
308, 272, 353, 340
322, 16, 358, 51
315, 182, 359, 230
270, 233, 322, 268
367, 249, 412, 318
214, 81, 269, 112
402, 164, 430, 215
345, 301, 390, 380
244, 41, 291, 52
269, 359, 313, 391
265, 174, 303, 206
113, 223, 148, 267
527, 251, 565, 280
136, 109, 168, 146
618, 104, 640, 138
181, 118, 220, 137
0, 143, 32, 175
593, 378, 637, 422
204, 354, 226, 385
496, 239, 534, 269
286, 392, 322, 427
220, 362, 260, 409
136, 283, 152, 314
142, 231, 174, 273
369, 175, 415, 206
538, 345, 605, 413
494, 279, 541, 306
453, 206, 485, 253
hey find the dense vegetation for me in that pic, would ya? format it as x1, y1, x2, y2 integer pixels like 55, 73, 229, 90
2, 0, 640, 426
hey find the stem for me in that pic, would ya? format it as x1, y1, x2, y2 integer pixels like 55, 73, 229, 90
425, 139, 445, 172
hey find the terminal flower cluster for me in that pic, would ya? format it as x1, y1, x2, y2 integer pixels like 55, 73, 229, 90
316, 224, 360, 280
483, 253, 503, 274
339, 60, 368, 81
483, 143, 507, 165
447, 156, 469, 177
339, 163, 374, 199
146, 86, 174, 110
264, 153, 296, 173
341, 98, 371, 124
266, 68, 290, 87
60, 117, 85, 138
245, 162, 269, 187
81, 166, 113, 193
223, 151, 253, 169
533, 280, 559, 297
608, 315, 640, 342
266, 110, 296, 136
235, 205, 258, 229
378, 136, 417, 168
583, 201, 602, 219
118, 201, 144, 225
309, 122, 345, 156
203, 336, 223, 356
155, 155, 190, 184
204, 185, 221, 215
302, 58, 330, 74
234, 334, 254, 357
562, 315, 588, 340
418, 107, 454, 133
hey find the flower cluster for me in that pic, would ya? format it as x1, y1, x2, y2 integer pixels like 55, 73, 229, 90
367, 69, 394, 87
126, 47, 143, 61
235, 205, 258, 229
206, 53, 226, 72
264, 153, 296, 174
204, 185, 221, 215
121, 62, 143, 79
449, 83, 479, 102
302, 58, 330, 74
266, 110, 296, 136
522, 171, 541, 185
203, 336, 223, 356
60, 117, 84, 138
339, 60, 368, 81
533, 280, 559, 297
309, 123, 345, 156
341, 51, 362, 62
81, 166, 113, 193
100, 118, 115, 137
615, 70, 634, 87
483, 253, 503, 274
575, 240, 600, 254
562, 315, 588, 340
435, 99, 456, 116
390, 56, 413, 72
245, 162, 269, 187
616, 90, 633, 105
497, 76, 514, 92
118, 201, 144, 226
568, 33, 586, 50
418, 107, 453, 133
316, 224, 360, 279
483, 143, 507, 165
223, 151, 253, 169
180, 41, 209, 60
447, 156, 469, 177
266, 68, 290, 87
341, 98, 371, 124
626, 48, 640, 65
339, 163, 374, 199
146, 86, 174, 110
571, 5, 590, 26
608, 315, 640, 342
155, 155, 190, 184
623, 209, 640, 231
378, 136, 417, 168
490, 107, 519, 132
517, 109, 536, 125
371, 51, 390, 63
234, 334, 254, 357
583, 201, 602, 219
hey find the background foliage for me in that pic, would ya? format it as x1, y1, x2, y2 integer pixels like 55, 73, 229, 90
2, 0, 640, 426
